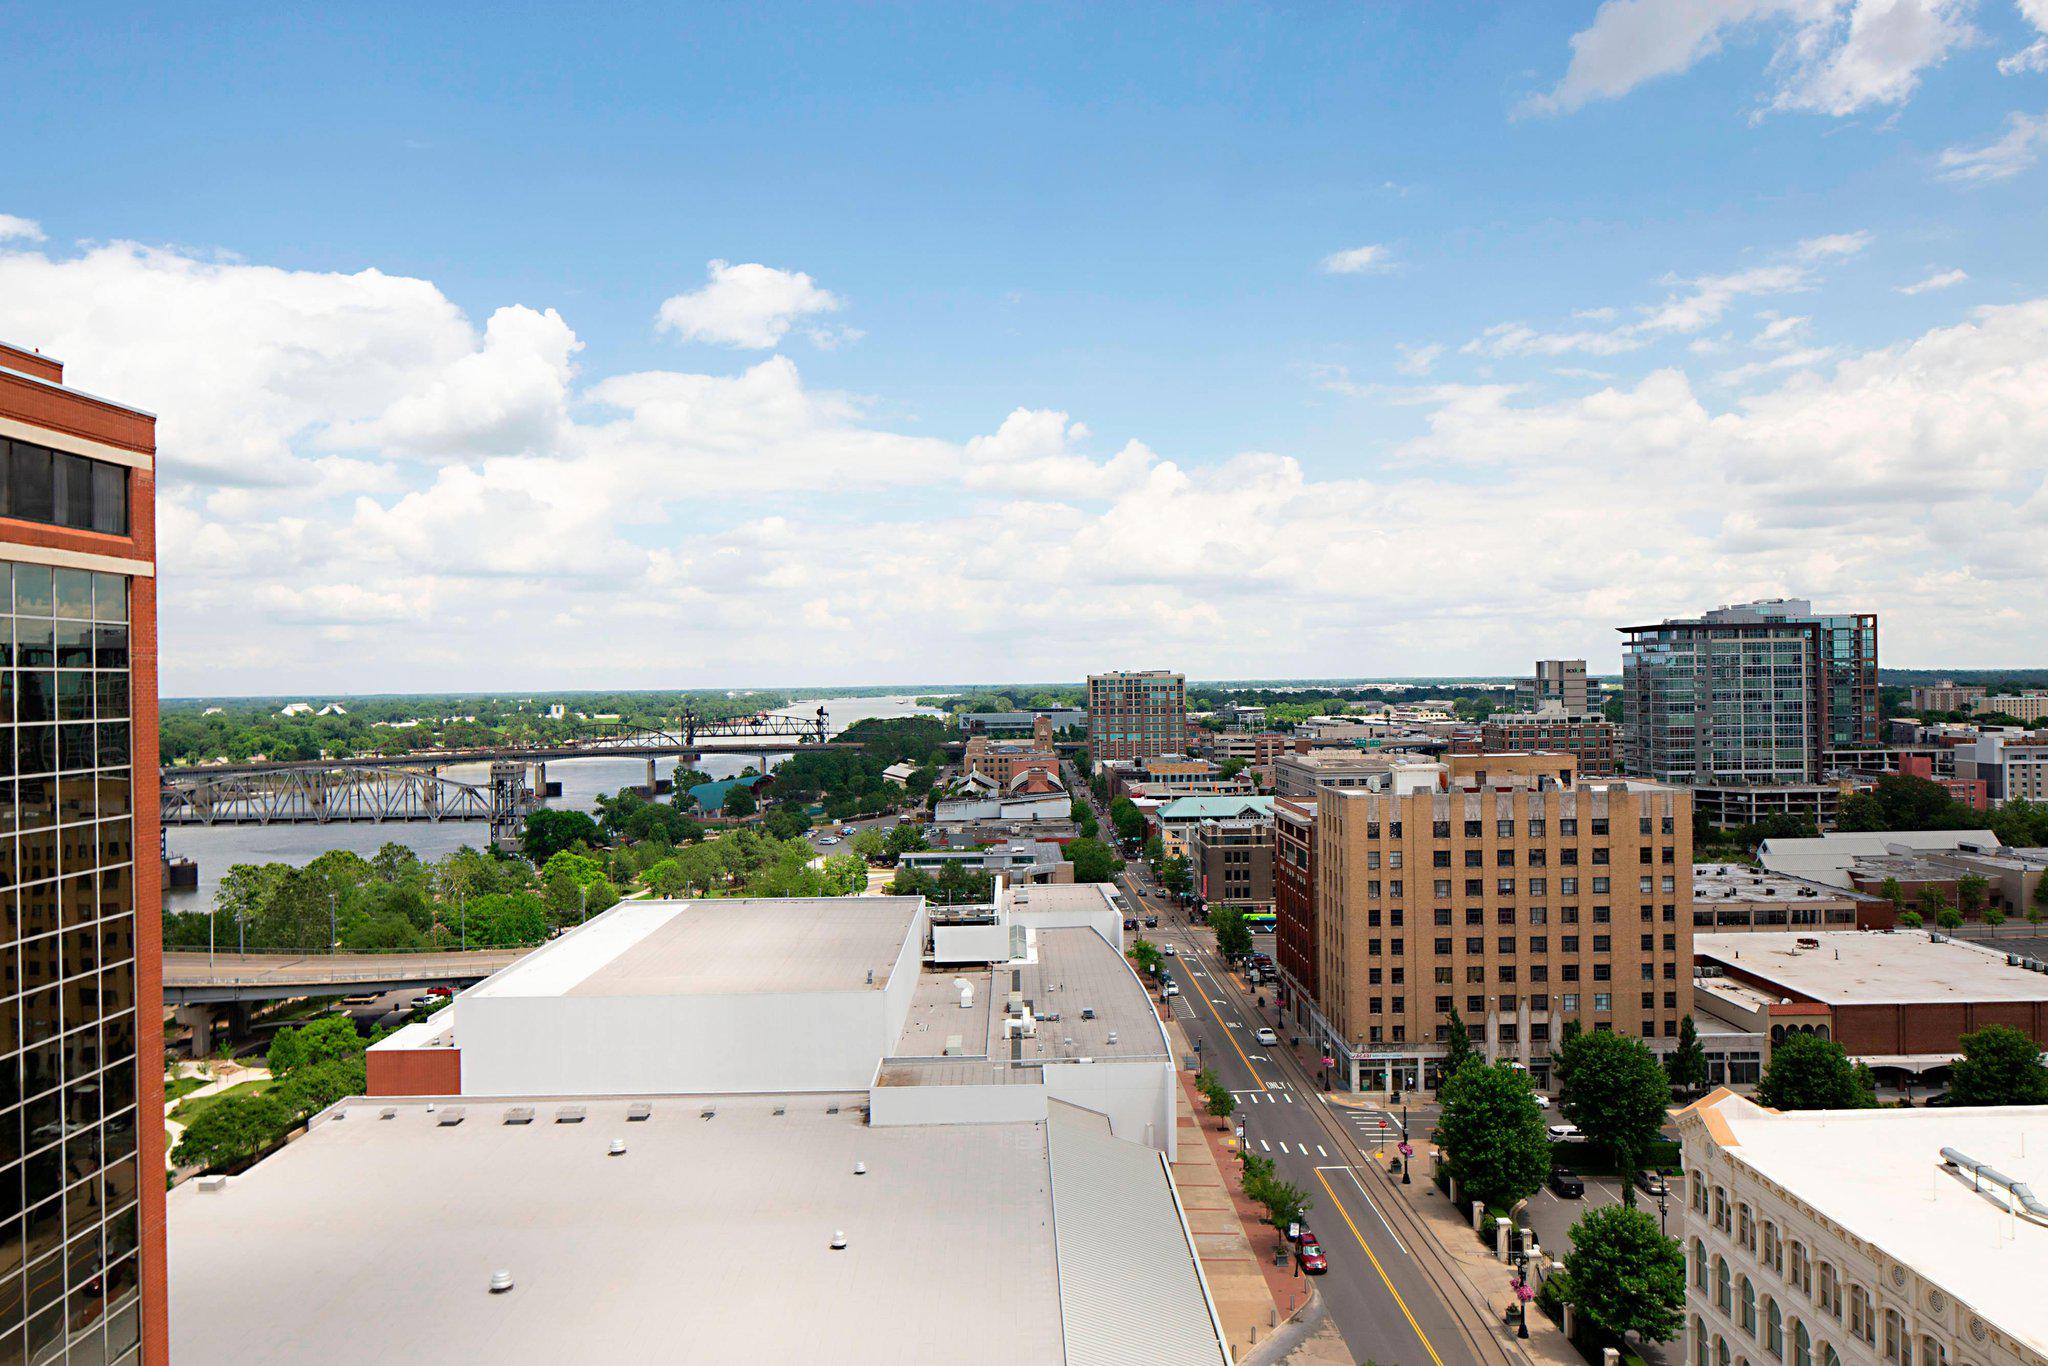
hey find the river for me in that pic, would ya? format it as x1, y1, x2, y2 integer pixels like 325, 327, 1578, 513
161, 693, 948, 910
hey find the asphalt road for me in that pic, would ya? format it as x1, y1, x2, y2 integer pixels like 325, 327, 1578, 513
1124, 876, 1484, 1366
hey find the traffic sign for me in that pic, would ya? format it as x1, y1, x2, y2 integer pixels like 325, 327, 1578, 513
1398, 1142, 1413, 1157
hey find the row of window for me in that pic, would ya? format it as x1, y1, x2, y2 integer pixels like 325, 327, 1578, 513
0, 441, 131, 538
1358, 876, 1681, 898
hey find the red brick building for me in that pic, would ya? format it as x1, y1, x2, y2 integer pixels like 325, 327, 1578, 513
0, 340, 163, 1363
1273, 797, 1317, 1026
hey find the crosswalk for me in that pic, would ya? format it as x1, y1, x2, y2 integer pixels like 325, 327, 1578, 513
1343, 1108, 1408, 1145
1230, 1089, 1296, 1104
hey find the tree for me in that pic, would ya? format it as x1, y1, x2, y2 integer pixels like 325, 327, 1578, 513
1665, 1015, 1709, 1097
1432, 1062, 1551, 1211
851, 829, 890, 862
1439, 1006, 1479, 1081
1128, 938, 1164, 979
1957, 873, 1990, 918
267, 1015, 366, 1077
172, 1094, 295, 1172
1216, 757, 1248, 782
885, 822, 929, 858
1755, 1034, 1874, 1111
1244, 1173, 1313, 1235
821, 853, 868, 897
1109, 798, 1146, 844
274, 1055, 368, 1120
1156, 855, 1191, 897
1947, 1024, 2048, 1107
1063, 837, 1124, 884
1143, 834, 1167, 867
1898, 909, 1924, 928
522, 809, 602, 864
1878, 876, 1905, 913
1936, 905, 1964, 930
722, 783, 759, 817
1558, 1031, 1670, 1200
763, 804, 812, 840
1212, 907, 1253, 962
1205, 1080, 1237, 1128
1563, 1205, 1686, 1344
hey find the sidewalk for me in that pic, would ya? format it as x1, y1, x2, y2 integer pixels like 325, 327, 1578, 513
1162, 1014, 1323, 1362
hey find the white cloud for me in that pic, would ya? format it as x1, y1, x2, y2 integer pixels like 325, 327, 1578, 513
1527, 0, 1973, 118
1897, 267, 1970, 293
1395, 342, 1445, 376
1715, 345, 1837, 383
1321, 244, 1395, 275
2001, 0, 2048, 71
1937, 110, 2048, 181
655, 259, 844, 349
1463, 321, 1649, 358
0, 214, 44, 243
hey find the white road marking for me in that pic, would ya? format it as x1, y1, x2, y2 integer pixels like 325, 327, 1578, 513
1340, 1166, 1409, 1256
1260, 1139, 1271, 1152
1277, 1142, 1290, 1154
1283, 1094, 1294, 1104
1318, 1144, 1329, 1157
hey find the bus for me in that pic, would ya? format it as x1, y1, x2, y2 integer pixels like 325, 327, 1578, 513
1241, 912, 1276, 935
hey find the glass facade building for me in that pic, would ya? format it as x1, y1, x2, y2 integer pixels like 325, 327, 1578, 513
0, 340, 161, 1365
1085, 670, 1188, 765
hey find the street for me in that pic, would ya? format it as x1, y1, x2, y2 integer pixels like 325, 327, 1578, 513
1123, 872, 1485, 1366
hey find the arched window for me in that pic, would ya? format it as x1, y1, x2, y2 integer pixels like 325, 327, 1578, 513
1741, 1277, 1758, 1335
1921, 1337, 1947, 1366
1717, 1257, 1733, 1312
1762, 1222, 1782, 1274
1823, 1344, 1842, 1366
1883, 1310, 1910, 1366
1695, 1239, 1709, 1290
1738, 1203, 1755, 1251
1696, 1317, 1711, 1366
1817, 1264, 1840, 1318
1795, 1320, 1813, 1366
1767, 1298, 1785, 1359
1719, 1339, 1734, 1366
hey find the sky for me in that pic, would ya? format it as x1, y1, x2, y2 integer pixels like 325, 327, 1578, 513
4, 1, 2046, 695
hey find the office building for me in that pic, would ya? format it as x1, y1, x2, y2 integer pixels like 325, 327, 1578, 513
957, 708, 1087, 737
1690, 865, 1883, 934
1956, 731, 2048, 805
1186, 817, 1275, 916
1086, 670, 1187, 765
1909, 681, 1985, 713
1273, 748, 1429, 798
1679, 1091, 2048, 1366
1479, 709, 1620, 775
1273, 798, 1318, 1018
1973, 693, 2048, 723
1306, 754, 1693, 1092
0, 341, 162, 1364
1149, 794, 1273, 856
1513, 659, 1589, 715
962, 716, 1059, 786
1620, 598, 1878, 790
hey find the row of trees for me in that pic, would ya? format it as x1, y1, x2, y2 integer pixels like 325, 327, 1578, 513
1755, 1025, 2048, 1109
1190, 1066, 1314, 1239
171, 1016, 378, 1172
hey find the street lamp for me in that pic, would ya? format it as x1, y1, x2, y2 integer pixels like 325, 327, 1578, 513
329, 888, 338, 954
1401, 1101, 1412, 1183
1658, 1184, 1669, 1237
1511, 1253, 1533, 1339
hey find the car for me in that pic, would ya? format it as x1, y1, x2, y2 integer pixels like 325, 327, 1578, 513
1163, 943, 1177, 955
1289, 1225, 1317, 1245
1549, 1168, 1585, 1198
840, 826, 855, 836
1636, 1170, 1670, 1198
426, 986, 455, 998
408, 995, 438, 1010
1533, 1093, 1552, 1109
1254, 1027, 1279, 1046
1144, 915, 1159, 928
1298, 1241, 1329, 1274
340, 994, 381, 1007
1162, 981, 1180, 997
1123, 917, 1139, 931
818, 836, 841, 846
1547, 1123, 1583, 1143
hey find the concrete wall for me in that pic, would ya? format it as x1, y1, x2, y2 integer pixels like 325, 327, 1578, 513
1043, 1059, 1178, 1159
867, 1081, 1049, 1129
934, 922, 1012, 964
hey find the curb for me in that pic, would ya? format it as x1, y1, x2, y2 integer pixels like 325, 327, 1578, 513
1239, 1287, 1326, 1366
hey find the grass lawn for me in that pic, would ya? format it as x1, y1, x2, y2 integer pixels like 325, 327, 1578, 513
171, 1079, 275, 1125
163, 1073, 212, 1105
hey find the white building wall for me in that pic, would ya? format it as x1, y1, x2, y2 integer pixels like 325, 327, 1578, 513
867, 1083, 1049, 1129
1043, 1059, 1178, 1161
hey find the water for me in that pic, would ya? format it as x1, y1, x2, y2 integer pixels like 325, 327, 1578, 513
162, 693, 947, 910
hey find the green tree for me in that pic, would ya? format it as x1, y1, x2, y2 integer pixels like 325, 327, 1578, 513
1558, 1031, 1670, 1200
1063, 837, 1124, 884
1205, 1079, 1237, 1128
522, 809, 603, 864
1212, 907, 1253, 962
821, 853, 869, 897
1563, 1205, 1686, 1344
1936, 905, 1964, 930
1243, 1171, 1313, 1235
851, 829, 889, 862
1956, 873, 1990, 918
371, 842, 424, 886
266, 1015, 366, 1077
885, 822, 929, 858
171, 1094, 295, 1172
1665, 1015, 1709, 1097
1127, 938, 1164, 979
1143, 834, 1166, 867
1947, 1024, 2048, 1107
763, 804, 812, 840
1156, 854, 1191, 897
1439, 1006, 1479, 1081
722, 783, 759, 817
1878, 876, 1905, 913
1216, 757, 1247, 782
1109, 798, 1146, 844
273, 1055, 368, 1120
1898, 909, 1924, 928
1433, 1061, 1551, 1211
1755, 1033, 1875, 1111
462, 891, 552, 946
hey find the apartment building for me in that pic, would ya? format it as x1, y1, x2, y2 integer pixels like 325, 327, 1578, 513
1273, 748, 1427, 798
1621, 598, 1878, 790
1188, 818, 1276, 916
0, 340, 163, 1363
1085, 670, 1187, 765
1309, 754, 1692, 1092
1479, 709, 1619, 775
1956, 731, 2048, 805
961, 715, 1059, 786
1274, 798, 1318, 1016
1678, 1091, 2048, 1366
1908, 680, 1985, 713
1513, 659, 1589, 715
1972, 693, 2048, 723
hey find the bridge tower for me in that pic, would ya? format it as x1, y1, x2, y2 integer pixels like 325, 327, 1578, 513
488, 760, 530, 852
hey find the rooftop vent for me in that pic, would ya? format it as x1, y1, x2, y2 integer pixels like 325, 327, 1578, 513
196, 1175, 227, 1193
826, 1103, 840, 1115
608, 1139, 627, 1157
854, 1161, 867, 1175
503, 1106, 535, 1125
555, 1106, 587, 1124
489, 1270, 514, 1294
700, 1107, 717, 1120
831, 1230, 848, 1250
379, 1107, 398, 1121
437, 1108, 466, 1127
773, 1104, 786, 1117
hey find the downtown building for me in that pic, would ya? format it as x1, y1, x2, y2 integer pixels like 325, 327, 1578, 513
1293, 752, 1693, 1093
0, 341, 163, 1363
1512, 658, 1590, 715
1479, 708, 1620, 775
1085, 670, 1187, 766
1621, 598, 1878, 829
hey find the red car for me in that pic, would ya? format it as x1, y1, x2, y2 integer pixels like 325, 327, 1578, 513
1298, 1241, 1329, 1275
426, 986, 455, 997
1289, 1225, 1316, 1245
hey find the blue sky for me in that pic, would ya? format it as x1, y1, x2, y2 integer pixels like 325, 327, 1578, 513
5, 2, 2047, 691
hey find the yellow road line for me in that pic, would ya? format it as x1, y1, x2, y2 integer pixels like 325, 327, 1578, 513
1314, 1167, 1447, 1366
1179, 945, 1264, 1087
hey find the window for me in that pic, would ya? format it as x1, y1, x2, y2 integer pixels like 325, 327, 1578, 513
1883, 1311, 1908, 1366
1738, 1203, 1754, 1251
1715, 1257, 1732, 1311
1693, 1240, 1708, 1290
1740, 1277, 1758, 1335
1718, 1340, 1732, 1366
1697, 1321, 1711, 1366
1848, 1287, 1873, 1345
1, 439, 130, 534
1762, 1222, 1781, 1274
1767, 1299, 1785, 1359
1817, 1264, 1839, 1319
1789, 1242, 1810, 1295
1713, 1187, 1729, 1231
1795, 1321, 1813, 1366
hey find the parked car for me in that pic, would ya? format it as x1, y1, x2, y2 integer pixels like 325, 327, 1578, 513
1547, 1123, 1582, 1142
1255, 1027, 1279, 1046
818, 836, 841, 846
1163, 943, 1177, 956
426, 986, 455, 998
1549, 1168, 1585, 1198
1635, 1170, 1670, 1198
1298, 1241, 1329, 1275
1289, 1225, 1317, 1246
407, 995, 438, 1010
1124, 917, 1138, 931
1144, 915, 1159, 928
1162, 981, 1180, 998
1532, 1093, 1552, 1109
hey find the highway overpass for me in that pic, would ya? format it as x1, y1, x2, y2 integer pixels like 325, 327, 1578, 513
163, 948, 531, 1004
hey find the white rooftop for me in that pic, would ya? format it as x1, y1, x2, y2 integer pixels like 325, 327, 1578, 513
1691, 1092, 2048, 1356
469, 896, 923, 998
1695, 931, 2048, 1006
1757, 831, 2002, 887
170, 1094, 1226, 1365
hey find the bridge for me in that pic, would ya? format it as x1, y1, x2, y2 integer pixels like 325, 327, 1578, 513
160, 709, 860, 847
163, 948, 533, 1004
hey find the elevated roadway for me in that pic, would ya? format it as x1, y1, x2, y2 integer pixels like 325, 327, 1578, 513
163, 948, 531, 1004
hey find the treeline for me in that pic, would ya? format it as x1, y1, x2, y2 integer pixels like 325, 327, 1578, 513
770, 716, 949, 821
159, 690, 794, 765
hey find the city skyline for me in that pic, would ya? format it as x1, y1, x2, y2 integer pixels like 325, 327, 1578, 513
5, 4, 2047, 694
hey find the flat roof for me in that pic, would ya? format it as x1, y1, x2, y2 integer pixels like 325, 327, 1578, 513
173, 1093, 1211, 1365
1695, 930, 2048, 1006
471, 897, 922, 999
1692, 1092, 2048, 1355
1691, 864, 1868, 904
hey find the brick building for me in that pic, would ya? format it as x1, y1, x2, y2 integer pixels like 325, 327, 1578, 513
1187, 817, 1275, 917
1273, 798, 1318, 1020
1085, 670, 1187, 765
962, 714, 1059, 786
1478, 710, 1619, 775
0, 340, 163, 1363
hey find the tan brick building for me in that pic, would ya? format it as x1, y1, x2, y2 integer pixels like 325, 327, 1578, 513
1304, 754, 1693, 1092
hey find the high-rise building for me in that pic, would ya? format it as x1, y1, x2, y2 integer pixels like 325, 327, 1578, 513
1479, 711, 1620, 775
0, 340, 162, 1362
1305, 753, 1692, 1092
1273, 798, 1318, 1023
1085, 670, 1187, 765
1513, 659, 1589, 715
1619, 599, 1877, 787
